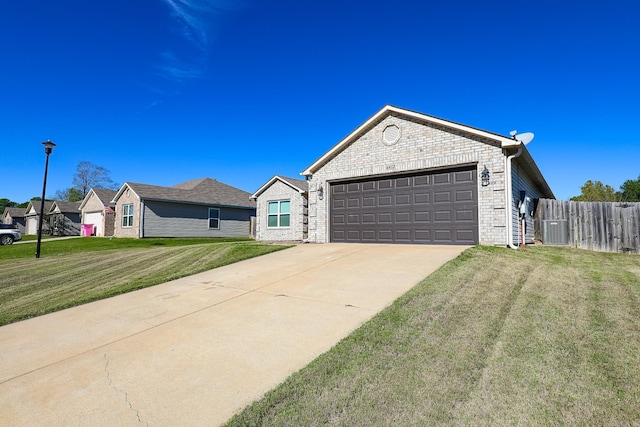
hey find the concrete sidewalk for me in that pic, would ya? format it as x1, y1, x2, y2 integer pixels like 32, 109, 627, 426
0, 243, 466, 426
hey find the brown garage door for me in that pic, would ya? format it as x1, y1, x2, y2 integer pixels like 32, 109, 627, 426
330, 166, 478, 245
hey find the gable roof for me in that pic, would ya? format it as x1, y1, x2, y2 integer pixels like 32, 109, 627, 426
2, 207, 26, 220
78, 188, 117, 210
25, 200, 54, 216
112, 178, 255, 209
251, 175, 309, 199
301, 105, 521, 176
49, 201, 82, 214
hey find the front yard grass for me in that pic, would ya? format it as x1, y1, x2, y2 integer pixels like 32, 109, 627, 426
0, 238, 290, 326
225, 245, 640, 426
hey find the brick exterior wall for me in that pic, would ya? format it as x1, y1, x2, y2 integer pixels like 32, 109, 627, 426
113, 187, 141, 238
255, 180, 308, 241
306, 113, 510, 245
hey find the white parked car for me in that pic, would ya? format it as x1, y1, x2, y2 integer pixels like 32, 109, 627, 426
0, 224, 22, 245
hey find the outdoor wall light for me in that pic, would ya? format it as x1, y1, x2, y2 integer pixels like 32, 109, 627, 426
481, 166, 490, 187
36, 140, 56, 259
317, 184, 324, 200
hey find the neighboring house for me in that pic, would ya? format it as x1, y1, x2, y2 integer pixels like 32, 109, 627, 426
111, 177, 256, 238
78, 189, 117, 236
256, 105, 554, 246
251, 175, 308, 241
48, 201, 82, 236
24, 200, 54, 235
1, 207, 26, 234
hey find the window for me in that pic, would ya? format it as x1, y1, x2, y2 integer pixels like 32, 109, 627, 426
208, 208, 220, 229
268, 200, 290, 228
122, 204, 134, 227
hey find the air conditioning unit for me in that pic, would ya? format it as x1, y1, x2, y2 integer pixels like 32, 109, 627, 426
542, 220, 568, 245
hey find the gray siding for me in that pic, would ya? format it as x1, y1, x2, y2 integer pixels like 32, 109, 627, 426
142, 201, 255, 238
511, 163, 541, 244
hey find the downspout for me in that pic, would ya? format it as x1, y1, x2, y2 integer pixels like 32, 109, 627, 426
139, 200, 145, 238
506, 144, 523, 249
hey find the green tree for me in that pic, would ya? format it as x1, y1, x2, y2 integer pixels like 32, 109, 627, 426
619, 175, 640, 202
570, 180, 619, 202
54, 187, 84, 202
0, 198, 18, 215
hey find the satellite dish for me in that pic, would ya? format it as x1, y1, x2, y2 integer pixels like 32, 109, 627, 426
514, 132, 534, 145
509, 130, 517, 137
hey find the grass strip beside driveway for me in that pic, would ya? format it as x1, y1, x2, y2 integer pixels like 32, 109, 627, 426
225, 246, 640, 426
0, 240, 289, 326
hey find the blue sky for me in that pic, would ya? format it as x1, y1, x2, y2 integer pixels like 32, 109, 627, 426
1, 0, 639, 203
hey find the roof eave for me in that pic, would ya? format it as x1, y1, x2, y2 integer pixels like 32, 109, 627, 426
513, 145, 556, 199
301, 105, 516, 176
251, 175, 307, 199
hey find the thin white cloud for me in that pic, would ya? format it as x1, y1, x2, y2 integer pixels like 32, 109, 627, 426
163, 0, 208, 50
158, 0, 243, 83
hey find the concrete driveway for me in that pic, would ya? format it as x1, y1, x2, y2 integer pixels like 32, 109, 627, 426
0, 243, 466, 426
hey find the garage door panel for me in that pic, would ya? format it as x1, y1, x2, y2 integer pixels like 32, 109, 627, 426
434, 229, 453, 242
363, 197, 376, 207
396, 212, 411, 223
434, 210, 452, 222
347, 214, 360, 224
396, 229, 411, 241
415, 229, 432, 241
362, 213, 376, 223
415, 211, 431, 222
433, 173, 452, 184
396, 177, 411, 188
362, 230, 376, 240
362, 181, 376, 191
414, 193, 431, 204
379, 213, 393, 223
379, 196, 393, 206
455, 170, 475, 183
434, 191, 451, 203
396, 194, 411, 205
330, 166, 478, 245
379, 179, 393, 189
456, 210, 475, 221
333, 184, 346, 194
414, 175, 430, 186
456, 189, 474, 202
456, 229, 476, 243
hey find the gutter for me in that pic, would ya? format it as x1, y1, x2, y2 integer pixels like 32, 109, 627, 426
505, 144, 524, 249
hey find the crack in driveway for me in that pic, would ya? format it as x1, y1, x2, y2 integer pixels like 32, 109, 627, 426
103, 353, 148, 426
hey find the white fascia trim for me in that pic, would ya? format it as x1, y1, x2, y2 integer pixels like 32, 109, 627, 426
77, 188, 96, 211
110, 183, 139, 204
251, 175, 306, 199
301, 105, 518, 176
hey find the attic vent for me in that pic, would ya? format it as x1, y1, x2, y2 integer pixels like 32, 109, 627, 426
382, 124, 401, 145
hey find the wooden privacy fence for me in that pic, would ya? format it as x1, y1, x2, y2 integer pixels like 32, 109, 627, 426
535, 199, 640, 254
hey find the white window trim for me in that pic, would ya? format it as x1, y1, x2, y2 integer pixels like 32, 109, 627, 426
208, 208, 220, 230
122, 204, 134, 228
267, 200, 291, 228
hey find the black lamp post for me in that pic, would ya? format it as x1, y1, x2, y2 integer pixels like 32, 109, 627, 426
35, 140, 56, 259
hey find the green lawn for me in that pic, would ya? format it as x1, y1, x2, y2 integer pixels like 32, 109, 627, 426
0, 237, 290, 325
225, 246, 640, 426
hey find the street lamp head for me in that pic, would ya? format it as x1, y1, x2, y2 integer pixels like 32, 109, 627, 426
42, 140, 56, 155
